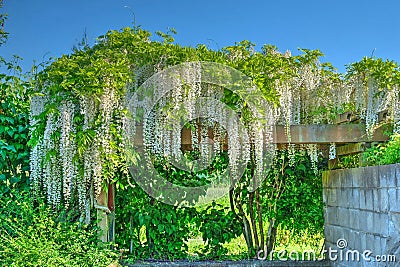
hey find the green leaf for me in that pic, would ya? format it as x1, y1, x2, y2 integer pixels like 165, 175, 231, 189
297, 164, 306, 172
157, 224, 164, 231
6, 145, 16, 152
10, 176, 20, 183
5, 117, 14, 124
7, 129, 14, 137
18, 125, 25, 133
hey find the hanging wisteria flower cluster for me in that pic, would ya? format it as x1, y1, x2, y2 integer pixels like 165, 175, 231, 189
127, 62, 257, 184
30, 28, 400, 216
271, 53, 400, 167
30, 85, 122, 222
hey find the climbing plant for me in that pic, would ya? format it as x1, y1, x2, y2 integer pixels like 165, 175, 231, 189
29, 26, 400, 259
346, 57, 400, 135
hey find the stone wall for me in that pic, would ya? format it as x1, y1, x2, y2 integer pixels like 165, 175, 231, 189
323, 164, 400, 267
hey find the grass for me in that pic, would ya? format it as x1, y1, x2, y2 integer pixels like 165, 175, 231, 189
185, 226, 324, 261
183, 193, 325, 261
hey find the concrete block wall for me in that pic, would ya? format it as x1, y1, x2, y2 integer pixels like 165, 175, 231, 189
323, 164, 400, 267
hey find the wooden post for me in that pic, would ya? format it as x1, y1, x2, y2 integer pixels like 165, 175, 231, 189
96, 184, 115, 243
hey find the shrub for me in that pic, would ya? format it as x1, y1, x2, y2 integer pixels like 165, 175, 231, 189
363, 133, 400, 166
0, 190, 119, 267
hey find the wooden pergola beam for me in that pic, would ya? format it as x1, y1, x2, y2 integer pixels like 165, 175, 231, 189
132, 124, 391, 147
274, 124, 390, 144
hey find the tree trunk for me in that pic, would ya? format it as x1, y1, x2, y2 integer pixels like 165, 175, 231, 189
249, 192, 259, 251
256, 190, 264, 250
242, 214, 253, 256
230, 185, 254, 256
266, 218, 277, 257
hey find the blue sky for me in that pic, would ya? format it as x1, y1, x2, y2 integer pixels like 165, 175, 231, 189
2, 0, 400, 73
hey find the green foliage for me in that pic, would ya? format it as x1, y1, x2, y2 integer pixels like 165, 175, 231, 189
0, 190, 119, 267
196, 202, 242, 258
337, 154, 361, 169
0, 6, 290, 264
346, 56, 400, 90
261, 150, 324, 238
115, 153, 235, 260
31, 25, 337, 196
116, 182, 198, 260
34, 26, 337, 112
32, 27, 334, 260
0, 70, 31, 193
0, 4, 31, 193
363, 133, 400, 165
30, 25, 369, 261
